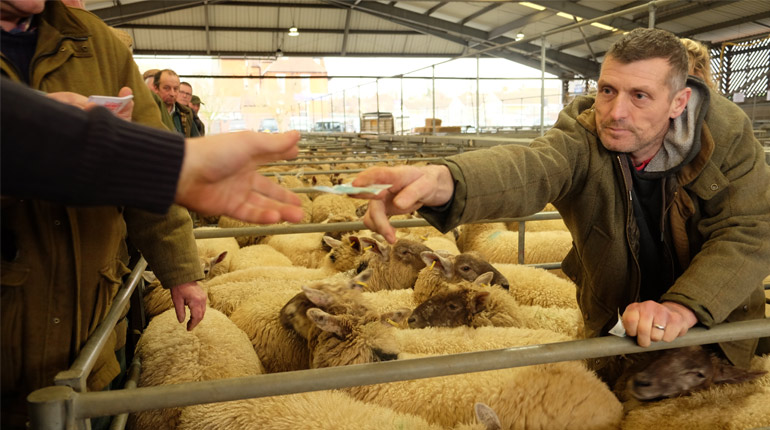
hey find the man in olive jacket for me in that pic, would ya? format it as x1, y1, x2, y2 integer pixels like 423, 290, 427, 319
354, 28, 770, 386
0, 1, 206, 426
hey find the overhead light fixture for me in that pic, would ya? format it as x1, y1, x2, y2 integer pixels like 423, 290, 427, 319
516, 32, 525, 41
519, 2, 546, 11
288, 26, 299, 37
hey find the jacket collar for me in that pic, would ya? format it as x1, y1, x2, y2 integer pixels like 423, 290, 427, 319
39, 1, 90, 39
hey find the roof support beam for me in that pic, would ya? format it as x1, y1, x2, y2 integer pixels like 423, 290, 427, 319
488, 10, 555, 40
321, 0, 598, 77
424, 2, 447, 16
460, 3, 502, 25
341, 9, 352, 56
92, 1, 207, 26
117, 24, 419, 35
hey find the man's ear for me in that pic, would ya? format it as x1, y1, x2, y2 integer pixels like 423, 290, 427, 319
669, 86, 691, 119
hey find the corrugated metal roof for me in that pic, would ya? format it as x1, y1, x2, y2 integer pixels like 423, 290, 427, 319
85, 0, 770, 79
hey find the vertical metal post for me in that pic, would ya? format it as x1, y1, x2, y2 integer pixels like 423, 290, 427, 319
305, 100, 309, 131
28, 386, 79, 430
330, 94, 334, 127
540, 36, 546, 137
400, 75, 404, 135
432, 65, 436, 136
343, 89, 347, 132
376, 79, 380, 133
518, 222, 527, 264
648, 3, 656, 28
476, 55, 481, 135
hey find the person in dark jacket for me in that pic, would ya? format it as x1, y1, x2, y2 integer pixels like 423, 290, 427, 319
352, 28, 770, 387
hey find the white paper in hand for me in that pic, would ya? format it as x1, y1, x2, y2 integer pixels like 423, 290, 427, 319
608, 310, 626, 337
88, 94, 133, 113
312, 183, 391, 195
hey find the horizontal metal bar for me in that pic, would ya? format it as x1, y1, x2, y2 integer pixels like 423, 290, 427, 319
193, 213, 564, 238
70, 319, 770, 420
263, 157, 444, 167
53, 258, 148, 392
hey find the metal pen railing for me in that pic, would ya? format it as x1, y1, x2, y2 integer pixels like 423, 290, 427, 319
29, 319, 770, 429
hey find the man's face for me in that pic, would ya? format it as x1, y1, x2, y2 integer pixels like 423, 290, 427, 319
190, 103, 200, 114
178, 83, 193, 107
155, 72, 180, 108
0, 0, 45, 28
594, 56, 690, 164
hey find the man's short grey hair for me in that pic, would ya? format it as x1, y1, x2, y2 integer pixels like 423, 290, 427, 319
604, 28, 689, 96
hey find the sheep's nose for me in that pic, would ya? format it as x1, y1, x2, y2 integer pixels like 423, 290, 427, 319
407, 316, 416, 325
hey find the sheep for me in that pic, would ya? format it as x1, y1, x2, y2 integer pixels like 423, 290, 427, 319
620, 348, 770, 430
492, 263, 578, 309
228, 272, 369, 373
354, 237, 434, 291
408, 276, 585, 339
456, 222, 572, 266
218, 215, 264, 247
129, 308, 263, 430
310, 193, 359, 224
278, 251, 510, 337
304, 307, 623, 429
322, 234, 375, 273
194, 228, 240, 276
263, 231, 333, 269
413, 251, 510, 304
228, 244, 293, 272
178, 392, 502, 430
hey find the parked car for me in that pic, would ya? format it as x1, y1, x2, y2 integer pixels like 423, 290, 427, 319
313, 121, 344, 132
259, 118, 279, 133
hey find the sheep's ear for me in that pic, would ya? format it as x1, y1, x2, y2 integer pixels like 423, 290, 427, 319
474, 402, 502, 430
306, 308, 346, 337
381, 308, 411, 327
347, 235, 363, 252
323, 236, 342, 249
213, 251, 228, 265
713, 364, 767, 385
141, 271, 158, 284
420, 251, 453, 279
471, 291, 491, 313
474, 272, 494, 285
360, 237, 389, 260
301, 286, 335, 307
350, 269, 372, 289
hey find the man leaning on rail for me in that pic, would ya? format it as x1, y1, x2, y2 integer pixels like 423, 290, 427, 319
352, 28, 770, 387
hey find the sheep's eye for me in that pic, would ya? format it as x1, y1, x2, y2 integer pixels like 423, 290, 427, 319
448, 303, 460, 311
329, 254, 337, 263
459, 265, 471, 272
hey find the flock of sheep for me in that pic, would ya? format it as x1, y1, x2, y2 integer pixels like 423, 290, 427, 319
127, 149, 770, 429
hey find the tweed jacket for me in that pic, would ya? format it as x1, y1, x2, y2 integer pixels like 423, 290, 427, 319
421, 78, 770, 372
0, 1, 203, 400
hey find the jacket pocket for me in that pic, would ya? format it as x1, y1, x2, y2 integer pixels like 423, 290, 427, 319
89, 259, 131, 335
1, 261, 30, 392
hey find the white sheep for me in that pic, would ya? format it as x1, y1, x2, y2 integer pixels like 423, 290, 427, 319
310, 193, 359, 224
263, 231, 333, 269
456, 222, 572, 265
228, 244, 293, 272
194, 227, 241, 276
178, 392, 501, 430
304, 307, 622, 429
217, 215, 264, 247
129, 308, 263, 430
492, 263, 578, 309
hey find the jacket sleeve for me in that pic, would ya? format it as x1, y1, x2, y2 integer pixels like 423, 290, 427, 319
124, 204, 204, 288
419, 97, 594, 232
662, 97, 770, 325
103, 24, 204, 287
